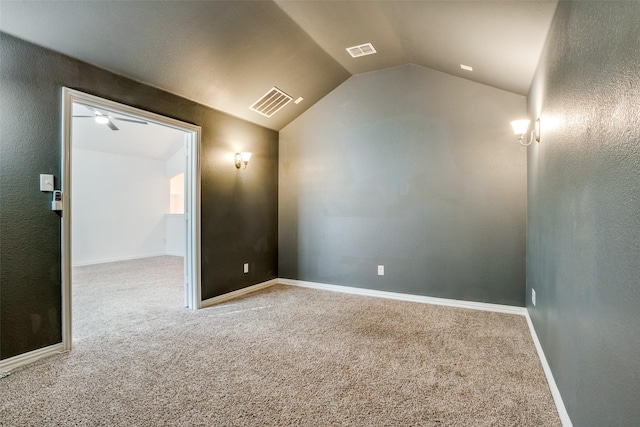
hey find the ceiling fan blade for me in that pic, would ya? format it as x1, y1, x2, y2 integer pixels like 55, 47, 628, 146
79, 105, 141, 129
113, 117, 148, 125
87, 106, 102, 115
106, 120, 119, 131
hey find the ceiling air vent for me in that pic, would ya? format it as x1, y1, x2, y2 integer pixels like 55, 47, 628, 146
250, 87, 293, 118
346, 43, 377, 58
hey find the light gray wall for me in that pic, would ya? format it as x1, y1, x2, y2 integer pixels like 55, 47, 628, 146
166, 148, 187, 257
71, 148, 169, 266
166, 147, 186, 179
526, 2, 640, 426
280, 64, 527, 305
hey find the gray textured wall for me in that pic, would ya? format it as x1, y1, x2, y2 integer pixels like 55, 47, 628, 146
0, 33, 278, 360
280, 64, 527, 305
526, 2, 640, 426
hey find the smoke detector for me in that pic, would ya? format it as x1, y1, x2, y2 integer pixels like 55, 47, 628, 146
250, 87, 293, 118
346, 43, 377, 58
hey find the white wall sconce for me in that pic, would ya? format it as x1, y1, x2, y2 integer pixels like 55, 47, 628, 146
235, 152, 252, 170
510, 117, 540, 146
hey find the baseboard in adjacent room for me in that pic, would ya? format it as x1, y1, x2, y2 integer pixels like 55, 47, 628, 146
200, 278, 280, 308
72, 252, 169, 267
165, 252, 185, 257
278, 278, 527, 316
0, 343, 65, 375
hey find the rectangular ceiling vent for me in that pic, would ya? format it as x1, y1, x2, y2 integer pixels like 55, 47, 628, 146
346, 43, 377, 58
250, 87, 293, 118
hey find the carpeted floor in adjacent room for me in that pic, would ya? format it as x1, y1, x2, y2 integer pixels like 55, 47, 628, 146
0, 256, 561, 426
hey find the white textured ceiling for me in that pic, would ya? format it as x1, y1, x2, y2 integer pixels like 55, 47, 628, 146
275, 1, 557, 96
0, 1, 558, 131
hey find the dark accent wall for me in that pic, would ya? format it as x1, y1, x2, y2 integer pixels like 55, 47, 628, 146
0, 33, 278, 361
526, 2, 640, 426
279, 64, 527, 306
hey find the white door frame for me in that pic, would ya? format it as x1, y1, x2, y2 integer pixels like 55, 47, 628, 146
61, 88, 202, 352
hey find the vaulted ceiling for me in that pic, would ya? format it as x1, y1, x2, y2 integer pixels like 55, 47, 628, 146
0, 1, 557, 131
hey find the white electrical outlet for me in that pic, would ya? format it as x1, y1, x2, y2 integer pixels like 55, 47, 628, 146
532, 288, 536, 306
244, 263, 249, 274
377, 265, 384, 276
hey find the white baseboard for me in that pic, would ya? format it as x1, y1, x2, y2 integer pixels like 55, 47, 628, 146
72, 252, 168, 267
165, 252, 185, 257
0, 343, 65, 374
279, 278, 527, 316
525, 312, 573, 427
201, 278, 280, 308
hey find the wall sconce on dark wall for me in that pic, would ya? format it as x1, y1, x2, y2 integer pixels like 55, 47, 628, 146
235, 152, 252, 170
510, 117, 540, 146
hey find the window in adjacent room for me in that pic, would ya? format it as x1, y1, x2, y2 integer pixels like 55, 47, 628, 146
169, 173, 184, 214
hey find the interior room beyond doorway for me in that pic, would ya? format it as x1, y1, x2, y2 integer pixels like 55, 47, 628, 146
67, 94, 200, 344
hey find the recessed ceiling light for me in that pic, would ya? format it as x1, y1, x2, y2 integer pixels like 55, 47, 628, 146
294, 97, 304, 104
460, 64, 473, 71
346, 43, 377, 58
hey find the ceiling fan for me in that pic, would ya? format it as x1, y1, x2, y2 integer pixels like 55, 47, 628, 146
73, 106, 148, 131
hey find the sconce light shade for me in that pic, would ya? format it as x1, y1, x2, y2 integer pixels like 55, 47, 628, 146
235, 152, 252, 169
510, 118, 541, 146
510, 119, 530, 140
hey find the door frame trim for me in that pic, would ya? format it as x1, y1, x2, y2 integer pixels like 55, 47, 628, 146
61, 88, 202, 352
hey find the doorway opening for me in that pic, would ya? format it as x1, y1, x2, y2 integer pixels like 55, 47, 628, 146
61, 88, 202, 351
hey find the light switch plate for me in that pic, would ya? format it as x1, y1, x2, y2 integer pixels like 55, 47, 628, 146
40, 174, 54, 192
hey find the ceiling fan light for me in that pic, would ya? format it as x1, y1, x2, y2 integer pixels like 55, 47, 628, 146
95, 115, 109, 124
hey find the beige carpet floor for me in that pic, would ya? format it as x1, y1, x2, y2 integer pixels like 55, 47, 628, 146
0, 256, 560, 426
